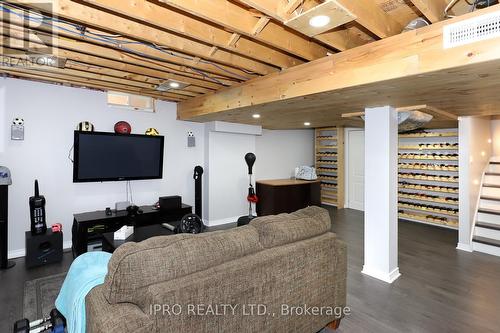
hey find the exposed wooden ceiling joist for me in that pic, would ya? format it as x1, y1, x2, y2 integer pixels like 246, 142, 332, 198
79, 0, 304, 70
409, 0, 448, 23
157, 0, 334, 61
12, 0, 277, 76
336, 0, 403, 38
0, 67, 186, 102
177, 5, 500, 129
0, 25, 226, 91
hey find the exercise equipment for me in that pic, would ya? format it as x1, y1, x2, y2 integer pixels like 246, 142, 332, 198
14, 309, 65, 333
162, 166, 204, 234
237, 153, 258, 226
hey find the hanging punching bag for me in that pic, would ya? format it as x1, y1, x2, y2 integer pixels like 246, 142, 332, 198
245, 153, 256, 175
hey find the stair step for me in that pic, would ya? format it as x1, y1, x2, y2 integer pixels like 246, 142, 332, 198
478, 208, 500, 216
473, 236, 500, 248
480, 196, 500, 202
476, 222, 500, 231
485, 172, 500, 176
483, 183, 500, 188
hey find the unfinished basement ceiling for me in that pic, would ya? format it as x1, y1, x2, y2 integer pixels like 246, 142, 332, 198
0, 0, 491, 128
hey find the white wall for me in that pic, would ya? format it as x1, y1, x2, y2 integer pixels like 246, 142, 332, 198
256, 129, 314, 180
205, 130, 256, 225
1, 78, 315, 256
204, 127, 314, 226
490, 119, 500, 156
0, 78, 205, 257
458, 116, 492, 251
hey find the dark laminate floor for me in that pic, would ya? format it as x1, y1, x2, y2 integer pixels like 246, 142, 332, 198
329, 208, 500, 333
1, 208, 500, 332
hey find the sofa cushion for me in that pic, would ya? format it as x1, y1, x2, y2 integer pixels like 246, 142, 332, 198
103, 225, 262, 304
250, 206, 331, 248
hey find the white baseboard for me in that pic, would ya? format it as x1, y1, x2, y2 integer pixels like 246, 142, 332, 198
206, 215, 241, 227
456, 242, 473, 252
8, 240, 72, 259
361, 266, 401, 284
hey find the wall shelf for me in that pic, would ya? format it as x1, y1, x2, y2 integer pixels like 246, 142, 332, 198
316, 127, 344, 208
399, 184, 459, 194
398, 128, 459, 230
399, 212, 458, 230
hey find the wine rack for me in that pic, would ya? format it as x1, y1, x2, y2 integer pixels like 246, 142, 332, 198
315, 127, 344, 208
398, 129, 459, 230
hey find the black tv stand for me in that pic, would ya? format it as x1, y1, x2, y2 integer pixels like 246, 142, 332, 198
71, 204, 191, 257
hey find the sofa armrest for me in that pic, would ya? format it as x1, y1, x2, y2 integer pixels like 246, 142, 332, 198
333, 238, 347, 311
86, 285, 154, 333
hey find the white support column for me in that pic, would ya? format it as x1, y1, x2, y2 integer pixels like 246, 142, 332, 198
361, 106, 401, 283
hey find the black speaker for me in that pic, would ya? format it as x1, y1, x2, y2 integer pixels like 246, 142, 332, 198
159, 195, 182, 211
0, 185, 15, 269
25, 230, 63, 268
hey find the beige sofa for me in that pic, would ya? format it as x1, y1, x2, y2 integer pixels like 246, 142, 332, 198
86, 206, 347, 332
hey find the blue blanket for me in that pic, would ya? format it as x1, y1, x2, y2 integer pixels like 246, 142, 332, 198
55, 251, 112, 333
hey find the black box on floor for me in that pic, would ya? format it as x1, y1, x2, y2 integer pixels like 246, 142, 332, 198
25, 230, 63, 268
159, 195, 182, 211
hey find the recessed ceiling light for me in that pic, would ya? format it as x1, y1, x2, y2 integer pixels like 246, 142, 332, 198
253, 114, 261, 119
304, 122, 311, 126
309, 15, 330, 28
169, 81, 180, 88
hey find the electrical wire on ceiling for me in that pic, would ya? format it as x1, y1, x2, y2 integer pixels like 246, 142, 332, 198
0, 2, 256, 85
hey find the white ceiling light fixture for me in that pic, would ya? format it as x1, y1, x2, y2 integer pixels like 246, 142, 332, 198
156, 80, 189, 92
304, 122, 311, 126
252, 114, 261, 119
309, 15, 331, 28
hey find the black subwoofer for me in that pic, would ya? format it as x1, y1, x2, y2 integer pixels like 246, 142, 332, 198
25, 230, 63, 268
0, 185, 15, 269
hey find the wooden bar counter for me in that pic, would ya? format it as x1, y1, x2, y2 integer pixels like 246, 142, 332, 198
256, 179, 321, 216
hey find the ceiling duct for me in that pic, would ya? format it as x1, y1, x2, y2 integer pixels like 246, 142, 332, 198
360, 110, 433, 133
397, 111, 433, 133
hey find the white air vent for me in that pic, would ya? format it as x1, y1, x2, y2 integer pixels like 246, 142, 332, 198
444, 11, 500, 49
107, 91, 155, 113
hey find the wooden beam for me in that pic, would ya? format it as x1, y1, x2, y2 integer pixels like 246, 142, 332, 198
0, 6, 251, 83
0, 67, 185, 101
11, 0, 277, 75
422, 106, 459, 120
177, 6, 500, 122
79, 0, 302, 69
227, 33, 241, 47
409, 0, 447, 23
159, 0, 333, 61
251, 16, 271, 35
0, 21, 227, 90
335, 0, 403, 38
284, 0, 304, 15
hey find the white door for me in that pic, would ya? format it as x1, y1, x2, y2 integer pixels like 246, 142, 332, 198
347, 130, 365, 211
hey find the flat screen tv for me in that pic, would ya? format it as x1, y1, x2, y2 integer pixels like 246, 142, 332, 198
73, 131, 164, 182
